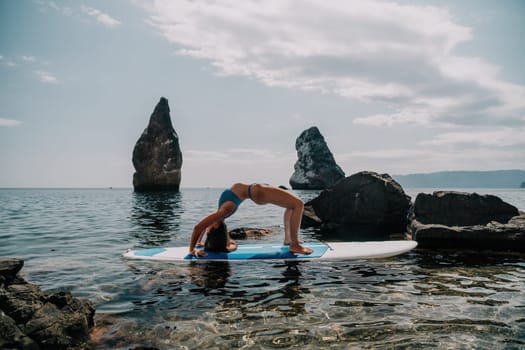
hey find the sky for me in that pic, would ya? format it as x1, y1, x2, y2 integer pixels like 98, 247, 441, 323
1, 0, 524, 188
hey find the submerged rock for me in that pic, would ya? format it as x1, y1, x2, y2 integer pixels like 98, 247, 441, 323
0, 258, 95, 350
302, 171, 411, 239
132, 97, 183, 191
408, 191, 525, 251
289, 126, 345, 190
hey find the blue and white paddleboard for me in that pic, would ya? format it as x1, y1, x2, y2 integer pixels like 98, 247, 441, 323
123, 241, 417, 262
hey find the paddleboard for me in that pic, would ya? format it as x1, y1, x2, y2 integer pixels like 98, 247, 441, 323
123, 240, 417, 262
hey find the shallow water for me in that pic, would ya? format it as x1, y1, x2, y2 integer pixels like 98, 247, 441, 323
1, 188, 524, 349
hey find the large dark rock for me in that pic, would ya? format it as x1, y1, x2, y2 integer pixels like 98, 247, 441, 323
302, 171, 412, 239
289, 126, 345, 190
132, 97, 183, 191
412, 191, 519, 226
0, 258, 95, 350
408, 191, 524, 251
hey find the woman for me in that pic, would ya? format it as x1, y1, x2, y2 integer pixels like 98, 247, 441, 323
189, 183, 313, 257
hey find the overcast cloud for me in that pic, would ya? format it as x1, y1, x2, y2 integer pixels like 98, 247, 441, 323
140, 0, 525, 133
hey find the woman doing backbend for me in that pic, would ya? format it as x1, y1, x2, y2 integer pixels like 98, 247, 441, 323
189, 183, 313, 257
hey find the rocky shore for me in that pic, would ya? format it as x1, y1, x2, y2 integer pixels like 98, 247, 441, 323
0, 258, 94, 350
301, 171, 525, 252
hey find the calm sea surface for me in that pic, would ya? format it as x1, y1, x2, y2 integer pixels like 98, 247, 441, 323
1, 187, 524, 349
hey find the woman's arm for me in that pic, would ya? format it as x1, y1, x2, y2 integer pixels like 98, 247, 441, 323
189, 211, 222, 254
188, 202, 235, 255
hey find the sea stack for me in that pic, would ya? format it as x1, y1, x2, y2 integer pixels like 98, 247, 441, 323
289, 126, 345, 189
132, 97, 183, 191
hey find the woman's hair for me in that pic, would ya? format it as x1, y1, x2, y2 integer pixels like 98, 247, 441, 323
204, 221, 229, 252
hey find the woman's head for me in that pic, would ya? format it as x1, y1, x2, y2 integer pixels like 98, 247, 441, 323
204, 221, 229, 252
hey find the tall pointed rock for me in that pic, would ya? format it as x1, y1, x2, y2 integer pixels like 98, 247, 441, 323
289, 126, 345, 189
132, 97, 182, 191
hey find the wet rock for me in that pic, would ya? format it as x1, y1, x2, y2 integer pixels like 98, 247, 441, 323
0, 258, 24, 284
1, 282, 44, 324
0, 311, 38, 350
0, 258, 95, 350
132, 97, 183, 191
411, 191, 519, 226
408, 191, 525, 251
229, 227, 279, 240
289, 126, 345, 190
302, 171, 411, 239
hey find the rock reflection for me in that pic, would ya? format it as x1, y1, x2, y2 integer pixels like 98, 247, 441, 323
130, 191, 182, 246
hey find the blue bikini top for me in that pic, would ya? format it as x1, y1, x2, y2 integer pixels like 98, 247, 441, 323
218, 189, 242, 217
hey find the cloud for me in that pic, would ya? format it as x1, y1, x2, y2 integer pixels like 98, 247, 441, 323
1, 55, 39, 67
337, 145, 525, 176
2, 60, 16, 67
139, 0, 525, 129
354, 109, 433, 127
81, 5, 121, 28
38, 1, 74, 16
36, 2, 121, 28
0, 118, 23, 127
422, 127, 525, 147
186, 148, 294, 164
35, 70, 58, 84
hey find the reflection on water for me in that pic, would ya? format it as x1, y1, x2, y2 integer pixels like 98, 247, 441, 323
130, 191, 183, 246
189, 261, 232, 291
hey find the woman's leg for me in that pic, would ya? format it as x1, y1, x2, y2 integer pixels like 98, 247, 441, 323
284, 208, 292, 244
252, 185, 312, 254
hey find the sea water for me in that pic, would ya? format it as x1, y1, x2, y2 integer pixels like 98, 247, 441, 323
1, 188, 524, 349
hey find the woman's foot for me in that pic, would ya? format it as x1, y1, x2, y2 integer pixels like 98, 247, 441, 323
289, 244, 313, 255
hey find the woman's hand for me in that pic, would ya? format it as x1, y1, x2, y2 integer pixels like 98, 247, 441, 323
191, 249, 207, 258
227, 239, 237, 252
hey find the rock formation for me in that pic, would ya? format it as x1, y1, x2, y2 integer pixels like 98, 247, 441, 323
411, 191, 519, 226
0, 258, 95, 350
408, 191, 525, 251
302, 171, 412, 239
132, 97, 183, 191
289, 126, 345, 189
